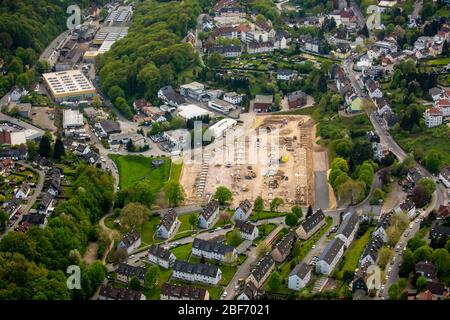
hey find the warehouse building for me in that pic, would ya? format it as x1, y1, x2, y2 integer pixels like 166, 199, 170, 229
207, 98, 236, 114
42, 70, 96, 102
177, 104, 213, 120
63, 109, 84, 129
207, 118, 237, 138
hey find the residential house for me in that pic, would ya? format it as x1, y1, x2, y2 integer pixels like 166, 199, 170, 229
209, 45, 242, 58
234, 220, 259, 241
236, 282, 259, 300
274, 30, 290, 49
277, 69, 297, 81
156, 208, 179, 239
223, 92, 244, 105
366, 79, 383, 99
117, 229, 141, 255
19, 214, 48, 229
97, 120, 121, 138
15, 182, 30, 199
180, 82, 206, 101
372, 211, 393, 243
304, 36, 321, 53
415, 261, 436, 280
396, 199, 416, 219
430, 225, 450, 241
192, 238, 237, 262
407, 168, 423, 185
148, 245, 176, 269
287, 91, 307, 109
172, 260, 222, 285
352, 277, 368, 299
437, 205, 450, 223
347, 97, 363, 113
288, 262, 312, 291
157, 86, 186, 107
374, 97, 392, 116
247, 254, 275, 289
160, 283, 209, 300
99, 286, 145, 301
271, 231, 296, 263
383, 111, 398, 128
116, 263, 146, 285
296, 208, 326, 240
198, 199, 220, 229
429, 87, 443, 101
424, 282, 447, 299
316, 238, 345, 275
252, 95, 273, 113
424, 107, 443, 128
247, 41, 274, 54
37, 192, 54, 215
232, 199, 252, 221
335, 212, 360, 247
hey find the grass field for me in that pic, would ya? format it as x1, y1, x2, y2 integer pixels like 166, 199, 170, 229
143, 265, 172, 300
254, 223, 277, 244
109, 154, 171, 190
169, 162, 183, 182
177, 213, 197, 233
423, 57, 450, 66
171, 243, 192, 261
250, 211, 287, 221
219, 265, 237, 286
140, 215, 162, 246
334, 227, 373, 280
295, 216, 333, 262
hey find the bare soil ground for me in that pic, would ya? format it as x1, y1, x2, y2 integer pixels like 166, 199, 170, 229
180, 114, 316, 208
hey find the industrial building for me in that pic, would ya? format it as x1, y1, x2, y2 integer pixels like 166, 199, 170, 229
177, 104, 213, 120
207, 118, 237, 138
42, 70, 96, 102
207, 98, 236, 114
63, 109, 84, 129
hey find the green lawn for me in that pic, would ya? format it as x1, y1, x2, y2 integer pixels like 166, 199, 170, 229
177, 213, 197, 233
169, 162, 183, 182
334, 227, 374, 280
254, 223, 277, 244
140, 215, 162, 246
171, 243, 192, 261
225, 230, 245, 247
214, 211, 232, 227
109, 154, 171, 190
295, 216, 333, 262
250, 211, 287, 221
143, 265, 172, 300
219, 265, 237, 286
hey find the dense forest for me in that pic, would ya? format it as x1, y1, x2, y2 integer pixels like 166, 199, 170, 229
97, 0, 205, 118
0, 165, 114, 300
0, 0, 107, 97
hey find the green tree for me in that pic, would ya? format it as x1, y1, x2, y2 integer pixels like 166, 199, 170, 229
189, 213, 199, 230
268, 271, 282, 291
285, 213, 298, 227
164, 181, 185, 207
443, 40, 450, 56
207, 53, 223, 68
0, 210, 8, 231
256, 241, 271, 259
254, 196, 264, 211
144, 266, 159, 290
291, 206, 302, 219
129, 276, 141, 290
113, 248, 128, 264
388, 283, 399, 300
38, 135, 51, 158
214, 186, 233, 205
415, 275, 427, 292
26, 140, 38, 159
417, 178, 436, 200
53, 137, 65, 160
227, 229, 243, 247
270, 197, 284, 211
120, 203, 150, 232
378, 246, 394, 268
306, 205, 313, 219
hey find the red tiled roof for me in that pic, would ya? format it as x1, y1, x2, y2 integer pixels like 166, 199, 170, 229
426, 107, 443, 116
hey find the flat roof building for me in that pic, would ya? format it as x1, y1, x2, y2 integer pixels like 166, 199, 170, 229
177, 104, 213, 120
207, 118, 237, 138
42, 70, 96, 102
63, 109, 84, 129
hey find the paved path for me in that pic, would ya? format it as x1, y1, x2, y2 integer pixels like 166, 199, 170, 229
314, 171, 329, 210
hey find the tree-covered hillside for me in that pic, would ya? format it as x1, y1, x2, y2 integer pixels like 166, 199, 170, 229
96, 0, 204, 118
0, 0, 107, 96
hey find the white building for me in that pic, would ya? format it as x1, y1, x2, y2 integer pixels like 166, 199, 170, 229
223, 92, 244, 105
424, 108, 443, 128
192, 238, 237, 262
208, 99, 236, 114
116, 263, 146, 285
156, 209, 179, 239
207, 118, 237, 139
117, 229, 141, 255
335, 212, 359, 247
147, 244, 176, 269
15, 182, 30, 199
372, 211, 393, 243
232, 199, 252, 221
42, 70, 96, 102
177, 104, 213, 120
180, 82, 206, 100
316, 238, 345, 275
288, 262, 312, 291
198, 199, 219, 229
172, 260, 222, 285
63, 109, 84, 129
234, 220, 259, 241
439, 166, 450, 189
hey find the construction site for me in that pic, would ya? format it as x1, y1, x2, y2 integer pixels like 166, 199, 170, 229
179, 114, 316, 209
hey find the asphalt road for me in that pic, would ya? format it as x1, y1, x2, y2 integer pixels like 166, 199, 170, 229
314, 171, 330, 210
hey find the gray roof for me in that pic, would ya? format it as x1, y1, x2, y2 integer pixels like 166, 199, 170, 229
273, 231, 296, 256
336, 213, 359, 239
160, 283, 208, 300
236, 199, 252, 214
318, 237, 345, 265
301, 209, 326, 233
289, 262, 311, 280
277, 69, 295, 76
235, 220, 256, 234
148, 244, 173, 262
117, 263, 146, 280
100, 285, 143, 300
361, 235, 383, 263
376, 211, 393, 231
429, 87, 442, 96
120, 229, 140, 248
192, 238, 236, 256
159, 85, 186, 105
250, 254, 275, 282
159, 208, 177, 231
173, 260, 220, 278
201, 199, 219, 221
99, 120, 121, 134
